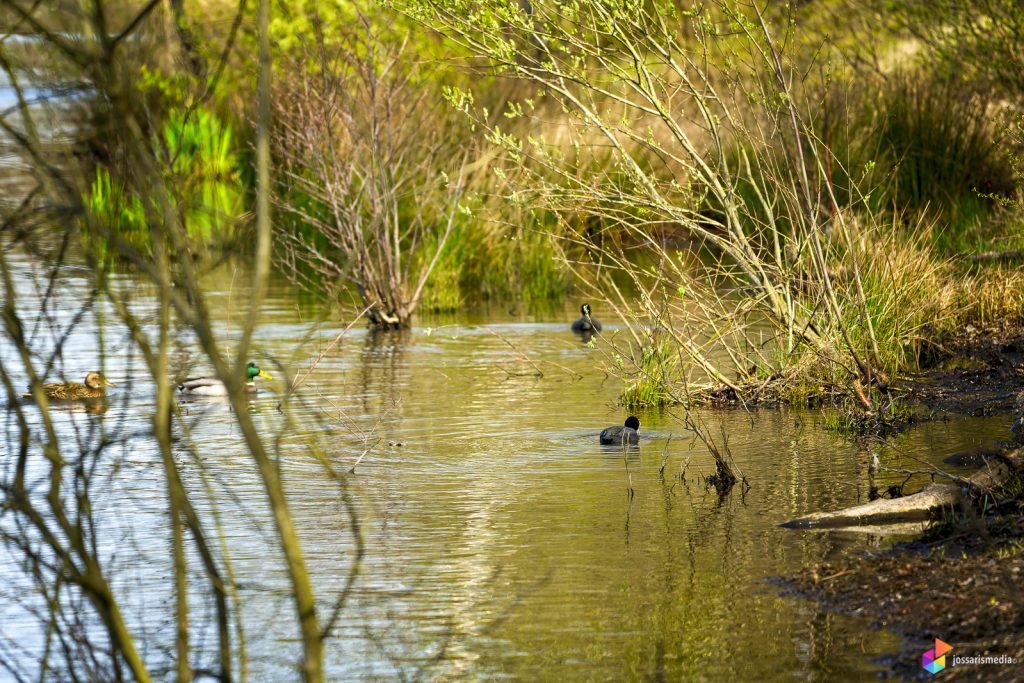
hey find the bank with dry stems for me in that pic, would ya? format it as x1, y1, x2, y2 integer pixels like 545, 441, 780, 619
388, 0, 1024, 414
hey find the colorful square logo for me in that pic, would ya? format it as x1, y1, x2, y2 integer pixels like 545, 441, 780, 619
922, 638, 953, 674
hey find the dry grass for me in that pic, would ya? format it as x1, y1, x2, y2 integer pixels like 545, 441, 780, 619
952, 268, 1024, 328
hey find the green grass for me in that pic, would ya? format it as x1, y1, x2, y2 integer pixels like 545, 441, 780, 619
449, 215, 572, 306
85, 107, 244, 255
931, 207, 1024, 258
618, 338, 676, 408
620, 378, 673, 409
821, 73, 1014, 223
418, 246, 464, 313
162, 108, 244, 240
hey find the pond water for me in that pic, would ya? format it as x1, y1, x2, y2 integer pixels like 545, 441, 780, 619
0, 244, 1012, 681
0, 53, 1013, 680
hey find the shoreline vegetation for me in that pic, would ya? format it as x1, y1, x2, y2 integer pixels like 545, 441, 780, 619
16, 0, 1023, 411
1, 0, 1023, 679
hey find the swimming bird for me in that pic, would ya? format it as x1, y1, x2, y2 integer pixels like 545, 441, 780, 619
600, 416, 640, 445
571, 303, 602, 333
177, 362, 272, 396
29, 372, 115, 401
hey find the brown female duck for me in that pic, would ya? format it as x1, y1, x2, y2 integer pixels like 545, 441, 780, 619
30, 372, 115, 401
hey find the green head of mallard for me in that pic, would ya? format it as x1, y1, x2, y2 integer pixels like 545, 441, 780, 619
246, 362, 272, 384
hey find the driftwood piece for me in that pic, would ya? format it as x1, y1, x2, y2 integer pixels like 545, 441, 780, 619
780, 448, 1024, 529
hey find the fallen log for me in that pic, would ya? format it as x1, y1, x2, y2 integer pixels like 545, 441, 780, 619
780, 448, 1024, 529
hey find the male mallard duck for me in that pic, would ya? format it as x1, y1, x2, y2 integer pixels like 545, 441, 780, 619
29, 372, 115, 400
177, 362, 272, 396
571, 303, 602, 333
600, 416, 640, 445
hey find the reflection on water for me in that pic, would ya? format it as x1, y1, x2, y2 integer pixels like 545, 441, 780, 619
0, 246, 1015, 681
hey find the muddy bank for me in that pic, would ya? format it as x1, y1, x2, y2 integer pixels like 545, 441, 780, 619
779, 522, 1024, 681
777, 324, 1024, 679
777, 452, 1024, 679
905, 322, 1024, 416
822, 321, 1024, 438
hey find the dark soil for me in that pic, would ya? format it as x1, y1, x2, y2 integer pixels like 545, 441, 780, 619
779, 324, 1024, 680
902, 322, 1024, 417
779, 519, 1024, 681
